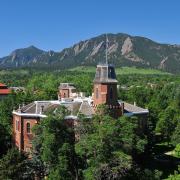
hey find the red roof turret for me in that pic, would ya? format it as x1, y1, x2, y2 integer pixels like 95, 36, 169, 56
0, 83, 7, 87
0, 83, 11, 95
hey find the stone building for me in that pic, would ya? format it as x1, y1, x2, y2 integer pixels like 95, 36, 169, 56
12, 64, 149, 152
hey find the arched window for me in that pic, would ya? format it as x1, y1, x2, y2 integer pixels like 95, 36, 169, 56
96, 88, 99, 99
26, 123, 31, 134
110, 87, 113, 100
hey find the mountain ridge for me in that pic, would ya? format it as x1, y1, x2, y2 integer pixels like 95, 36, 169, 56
0, 33, 180, 74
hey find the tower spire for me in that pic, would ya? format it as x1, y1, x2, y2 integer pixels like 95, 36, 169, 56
105, 33, 109, 65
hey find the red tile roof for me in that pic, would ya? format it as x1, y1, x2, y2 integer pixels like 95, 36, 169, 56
0, 83, 7, 87
0, 89, 11, 94
0, 83, 11, 95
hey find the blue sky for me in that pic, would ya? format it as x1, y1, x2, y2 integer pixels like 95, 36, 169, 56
0, 0, 179, 57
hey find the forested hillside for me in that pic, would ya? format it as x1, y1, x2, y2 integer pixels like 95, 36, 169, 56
0, 33, 180, 73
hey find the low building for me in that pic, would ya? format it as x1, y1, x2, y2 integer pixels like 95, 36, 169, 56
12, 64, 149, 152
58, 83, 77, 99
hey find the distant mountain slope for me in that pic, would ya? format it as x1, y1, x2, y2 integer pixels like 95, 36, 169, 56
0, 33, 180, 73
0, 46, 46, 67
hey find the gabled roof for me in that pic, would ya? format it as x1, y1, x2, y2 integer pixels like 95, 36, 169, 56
123, 102, 149, 114
62, 101, 82, 115
79, 100, 95, 117
21, 101, 54, 114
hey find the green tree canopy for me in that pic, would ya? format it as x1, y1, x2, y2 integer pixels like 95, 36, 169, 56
0, 148, 32, 179
75, 107, 147, 179
32, 106, 78, 179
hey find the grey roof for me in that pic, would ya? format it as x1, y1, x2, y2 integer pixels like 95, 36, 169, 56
20, 101, 53, 114
15, 99, 148, 118
123, 102, 149, 114
79, 100, 95, 116
59, 83, 76, 89
62, 102, 82, 116
16, 100, 95, 117
93, 64, 118, 83
21, 102, 35, 113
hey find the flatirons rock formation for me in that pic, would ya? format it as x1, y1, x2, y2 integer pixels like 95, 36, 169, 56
0, 33, 180, 73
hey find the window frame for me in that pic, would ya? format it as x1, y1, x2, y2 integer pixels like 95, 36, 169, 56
26, 122, 31, 134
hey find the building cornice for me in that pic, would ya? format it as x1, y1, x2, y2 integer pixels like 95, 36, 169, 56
13, 111, 47, 118
13, 111, 79, 120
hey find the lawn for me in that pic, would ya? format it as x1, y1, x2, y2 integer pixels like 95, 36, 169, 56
69, 66, 171, 75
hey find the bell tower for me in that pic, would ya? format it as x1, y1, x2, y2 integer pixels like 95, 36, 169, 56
93, 64, 122, 117
93, 64, 118, 106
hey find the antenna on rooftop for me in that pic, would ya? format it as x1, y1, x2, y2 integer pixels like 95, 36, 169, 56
105, 33, 109, 65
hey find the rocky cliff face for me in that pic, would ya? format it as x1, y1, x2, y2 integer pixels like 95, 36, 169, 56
0, 33, 180, 73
